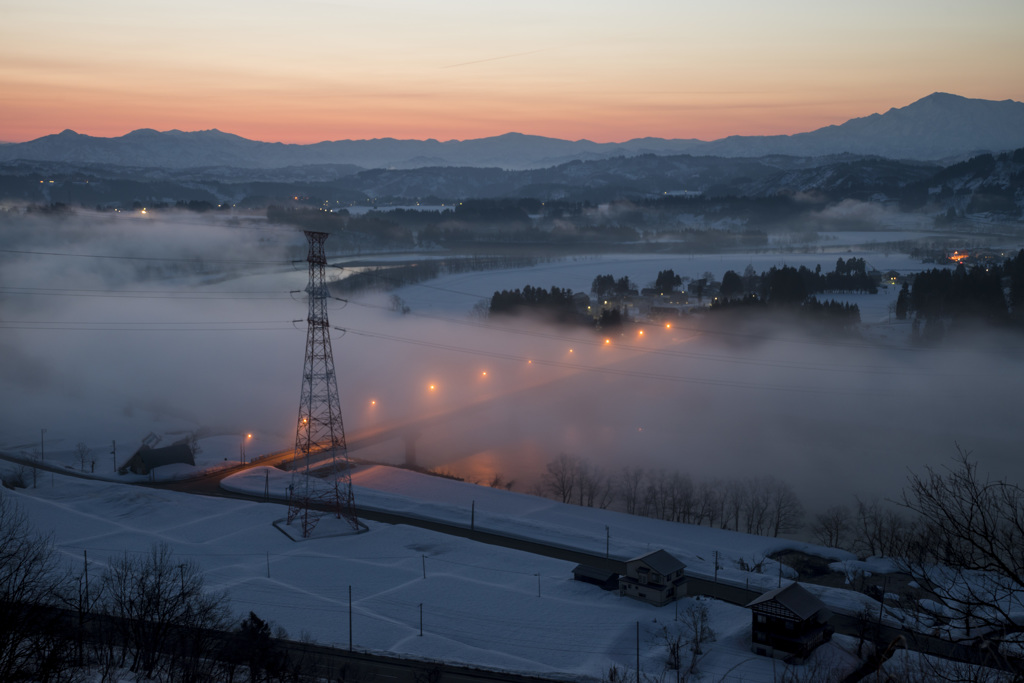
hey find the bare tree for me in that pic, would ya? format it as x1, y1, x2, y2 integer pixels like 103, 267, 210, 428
99, 542, 229, 678
811, 505, 852, 549
743, 478, 770, 535
853, 497, 906, 557
721, 478, 745, 531
897, 446, 1024, 668
765, 478, 805, 537
75, 442, 91, 473
618, 467, 645, 515
679, 600, 716, 675
542, 453, 578, 504
668, 472, 695, 523
693, 480, 720, 528
656, 622, 684, 673
0, 492, 74, 681
578, 464, 614, 509
488, 472, 514, 491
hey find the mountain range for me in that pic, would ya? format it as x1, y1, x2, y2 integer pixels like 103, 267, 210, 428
2, 93, 1024, 170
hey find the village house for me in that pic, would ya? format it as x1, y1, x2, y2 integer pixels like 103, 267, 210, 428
119, 442, 194, 475
618, 549, 687, 606
747, 582, 834, 661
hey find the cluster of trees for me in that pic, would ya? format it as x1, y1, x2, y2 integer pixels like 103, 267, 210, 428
0, 493, 306, 682
810, 498, 908, 558
591, 274, 635, 297
654, 269, 682, 294
759, 260, 877, 304
904, 258, 1019, 324
488, 285, 580, 320
539, 454, 805, 538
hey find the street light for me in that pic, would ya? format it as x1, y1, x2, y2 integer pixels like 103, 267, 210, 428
240, 433, 252, 464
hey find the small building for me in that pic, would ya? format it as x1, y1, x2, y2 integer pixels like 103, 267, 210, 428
572, 564, 620, 591
119, 442, 194, 475
747, 582, 834, 661
618, 549, 687, 606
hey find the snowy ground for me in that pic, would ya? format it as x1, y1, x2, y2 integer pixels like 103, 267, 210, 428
2, 456, 874, 682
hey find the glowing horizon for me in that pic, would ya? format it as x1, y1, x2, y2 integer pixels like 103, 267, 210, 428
1, 0, 1022, 145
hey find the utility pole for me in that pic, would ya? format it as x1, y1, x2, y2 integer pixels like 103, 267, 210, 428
83, 550, 90, 611
40, 428, 46, 461
636, 621, 640, 683
287, 230, 358, 536
111, 440, 116, 472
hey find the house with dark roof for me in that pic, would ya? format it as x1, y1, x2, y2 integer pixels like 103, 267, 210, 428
618, 549, 687, 606
747, 582, 834, 661
119, 442, 194, 475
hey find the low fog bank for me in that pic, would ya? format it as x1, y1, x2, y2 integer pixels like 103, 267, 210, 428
1, 211, 1020, 519
369, 313, 1021, 513
0, 210, 310, 455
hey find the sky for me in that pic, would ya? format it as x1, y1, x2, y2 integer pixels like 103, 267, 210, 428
1, 0, 1023, 144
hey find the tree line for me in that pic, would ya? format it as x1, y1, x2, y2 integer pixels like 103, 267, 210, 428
542, 448, 1024, 679
538, 453, 805, 538
901, 250, 1024, 324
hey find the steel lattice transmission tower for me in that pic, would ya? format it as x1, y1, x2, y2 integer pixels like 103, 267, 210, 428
287, 230, 359, 537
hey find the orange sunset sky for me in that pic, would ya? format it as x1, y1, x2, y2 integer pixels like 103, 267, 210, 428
2, 0, 1022, 144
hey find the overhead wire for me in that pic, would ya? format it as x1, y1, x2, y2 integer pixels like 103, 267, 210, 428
0, 246, 301, 265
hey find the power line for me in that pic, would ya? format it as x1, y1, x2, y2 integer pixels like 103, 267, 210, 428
0, 246, 299, 265
0, 286, 295, 300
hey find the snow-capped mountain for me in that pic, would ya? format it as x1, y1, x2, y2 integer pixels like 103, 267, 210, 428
2, 94, 1023, 170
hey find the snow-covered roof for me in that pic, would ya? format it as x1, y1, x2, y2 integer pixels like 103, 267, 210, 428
747, 582, 829, 622
629, 549, 686, 575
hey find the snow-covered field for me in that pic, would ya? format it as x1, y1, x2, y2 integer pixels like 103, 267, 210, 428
3, 456, 875, 681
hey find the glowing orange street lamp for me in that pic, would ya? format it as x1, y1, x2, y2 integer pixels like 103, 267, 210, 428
240, 432, 252, 464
